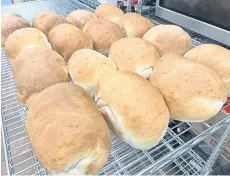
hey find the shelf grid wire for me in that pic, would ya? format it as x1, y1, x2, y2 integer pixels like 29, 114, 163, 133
1, 0, 230, 175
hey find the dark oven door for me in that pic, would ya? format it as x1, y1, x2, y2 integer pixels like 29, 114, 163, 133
155, 0, 230, 46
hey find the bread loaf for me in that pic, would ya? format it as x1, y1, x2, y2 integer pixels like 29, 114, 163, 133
66, 10, 97, 29
48, 23, 93, 61
83, 19, 125, 55
68, 49, 117, 98
118, 13, 155, 37
184, 44, 230, 96
12, 48, 69, 107
33, 12, 67, 35
95, 3, 123, 24
5, 28, 51, 62
150, 53, 227, 122
109, 37, 160, 79
2, 13, 22, 18
2, 14, 30, 47
96, 71, 169, 149
27, 82, 111, 175
143, 25, 192, 56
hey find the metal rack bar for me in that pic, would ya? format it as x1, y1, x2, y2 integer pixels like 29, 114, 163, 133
136, 117, 230, 175
201, 122, 230, 175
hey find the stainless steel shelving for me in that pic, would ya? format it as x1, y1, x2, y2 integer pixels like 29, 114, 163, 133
1, 0, 230, 175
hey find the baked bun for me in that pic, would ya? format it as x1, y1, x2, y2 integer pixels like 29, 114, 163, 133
96, 71, 169, 149
48, 23, 93, 61
27, 82, 111, 175
83, 19, 125, 55
150, 53, 227, 122
109, 37, 160, 79
184, 44, 230, 96
2, 13, 22, 18
12, 48, 69, 107
118, 13, 155, 37
5, 28, 51, 62
1, 15, 30, 47
68, 49, 117, 98
143, 25, 192, 56
66, 10, 97, 29
95, 3, 123, 24
32, 12, 67, 35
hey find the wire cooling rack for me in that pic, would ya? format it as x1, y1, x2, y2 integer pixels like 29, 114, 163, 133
2, 47, 230, 175
1, 0, 230, 175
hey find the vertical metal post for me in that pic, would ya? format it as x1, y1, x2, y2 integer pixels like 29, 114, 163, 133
127, 0, 132, 12
201, 122, 230, 175
138, 0, 143, 15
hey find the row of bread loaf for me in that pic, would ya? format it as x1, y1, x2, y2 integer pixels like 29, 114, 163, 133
3, 5, 230, 98
2, 3, 230, 175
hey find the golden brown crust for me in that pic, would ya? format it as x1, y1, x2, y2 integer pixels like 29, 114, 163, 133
68, 49, 117, 98
66, 10, 97, 29
96, 71, 169, 149
150, 53, 227, 122
118, 13, 155, 37
12, 48, 69, 107
83, 19, 125, 55
95, 3, 123, 24
48, 23, 93, 61
109, 37, 159, 78
1, 15, 30, 47
184, 44, 230, 96
32, 12, 67, 36
143, 25, 192, 56
27, 82, 111, 174
5, 28, 51, 62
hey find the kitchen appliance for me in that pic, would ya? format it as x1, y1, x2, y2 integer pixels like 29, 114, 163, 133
155, 0, 230, 46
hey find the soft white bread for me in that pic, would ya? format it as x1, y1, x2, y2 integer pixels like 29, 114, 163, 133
5, 28, 51, 62
26, 82, 111, 175
118, 13, 155, 37
66, 10, 97, 29
95, 3, 123, 24
150, 53, 227, 122
109, 37, 160, 79
184, 44, 230, 96
143, 25, 192, 56
83, 19, 125, 55
95, 71, 169, 149
32, 12, 67, 35
48, 23, 93, 61
2, 14, 30, 47
68, 49, 117, 98
12, 48, 69, 107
